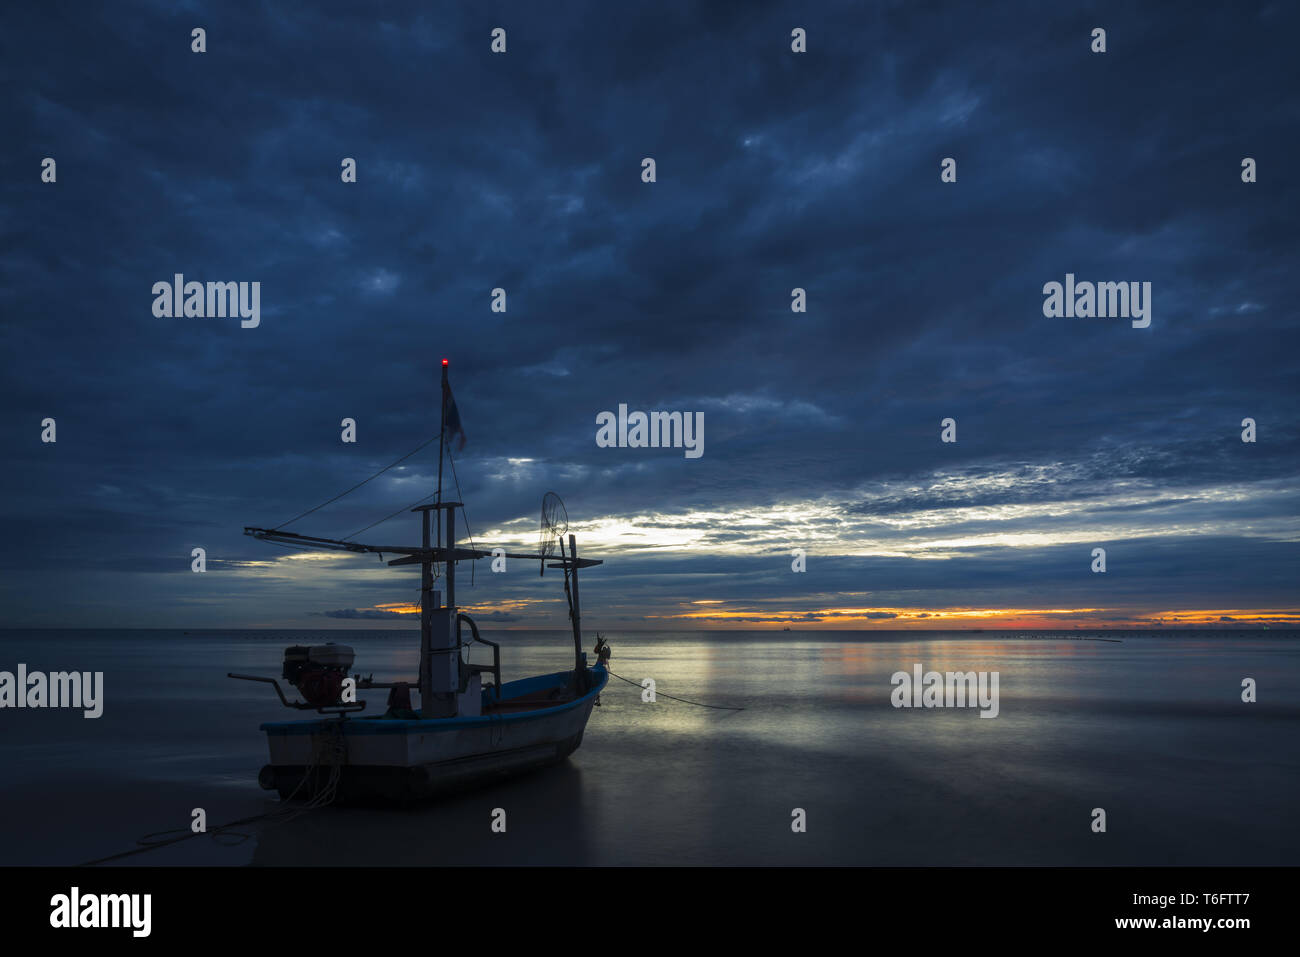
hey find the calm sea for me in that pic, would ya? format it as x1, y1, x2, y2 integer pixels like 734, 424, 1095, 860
0, 629, 1296, 866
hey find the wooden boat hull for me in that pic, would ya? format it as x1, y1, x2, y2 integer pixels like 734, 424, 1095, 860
258, 667, 607, 804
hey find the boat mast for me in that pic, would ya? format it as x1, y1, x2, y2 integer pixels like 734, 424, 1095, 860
413, 499, 458, 717
436, 358, 447, 541
567, 533, 585, 688
417, 357, 452, 716
244, 356, 607, 708
418, 502, 433, 710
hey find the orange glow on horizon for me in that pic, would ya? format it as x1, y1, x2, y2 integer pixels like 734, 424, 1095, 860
352, 601, 1299, 630
366, 597, 561, 618
373, 602, 419, 615
644, 605, 1300, 629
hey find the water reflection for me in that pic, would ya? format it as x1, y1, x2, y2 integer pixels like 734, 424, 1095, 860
0, 629, 1295, 865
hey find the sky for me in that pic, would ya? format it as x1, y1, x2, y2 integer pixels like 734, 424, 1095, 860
2, 1, 1297, 631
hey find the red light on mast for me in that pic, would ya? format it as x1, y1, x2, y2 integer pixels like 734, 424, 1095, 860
441, 358, 449, 367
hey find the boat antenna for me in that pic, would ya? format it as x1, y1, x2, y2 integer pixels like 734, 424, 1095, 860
538, 491, 568, 577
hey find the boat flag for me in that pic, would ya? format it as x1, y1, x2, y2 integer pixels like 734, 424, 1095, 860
443, 376, 467, 451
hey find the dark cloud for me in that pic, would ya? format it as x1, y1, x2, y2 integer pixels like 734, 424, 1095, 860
321, 608, 414, 620
474, 611, 522, 623
1, 1, 1296, 628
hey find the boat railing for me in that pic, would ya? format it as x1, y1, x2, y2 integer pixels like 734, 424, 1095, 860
457, 612, 501, 699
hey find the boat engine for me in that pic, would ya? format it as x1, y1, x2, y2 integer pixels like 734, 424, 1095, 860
282, 643, 355, 707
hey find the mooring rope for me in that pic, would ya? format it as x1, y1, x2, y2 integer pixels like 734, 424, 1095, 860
80, 669, 741, 866
605, 669, 745, 711
78, 722, 348, 866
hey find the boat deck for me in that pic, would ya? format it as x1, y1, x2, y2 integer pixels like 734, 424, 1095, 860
483, 686, 577, 714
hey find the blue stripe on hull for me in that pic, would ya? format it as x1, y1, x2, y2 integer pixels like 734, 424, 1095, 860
260, 666, 608, 736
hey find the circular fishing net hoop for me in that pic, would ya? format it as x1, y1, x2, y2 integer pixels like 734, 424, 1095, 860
538, 492, 569, 576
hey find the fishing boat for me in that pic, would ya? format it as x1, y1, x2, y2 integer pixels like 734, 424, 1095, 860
230, 360, 609, 805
